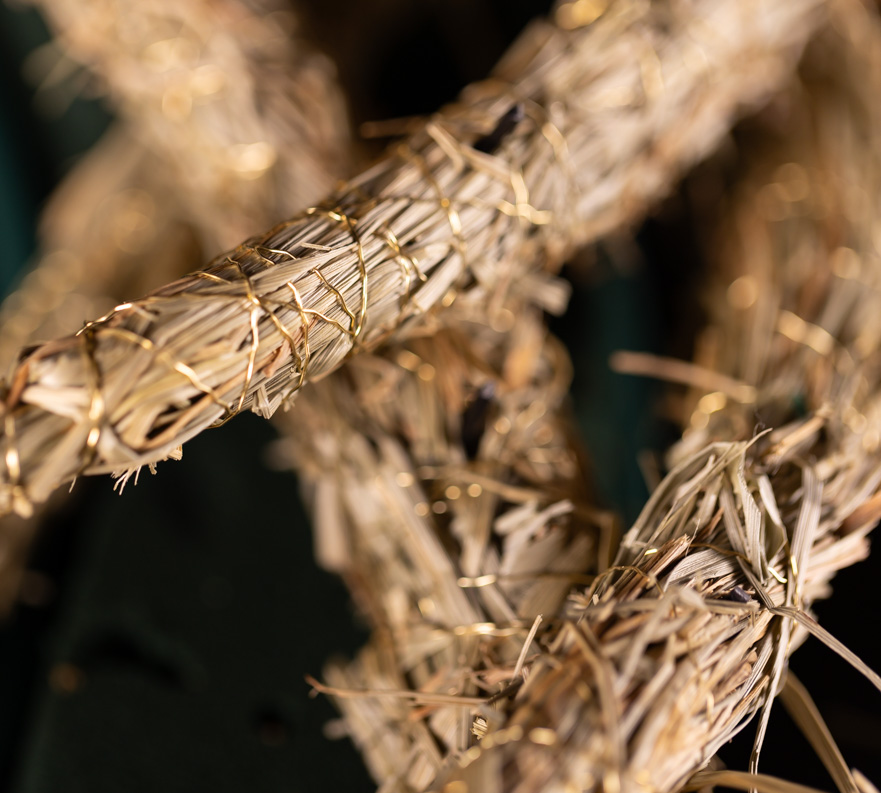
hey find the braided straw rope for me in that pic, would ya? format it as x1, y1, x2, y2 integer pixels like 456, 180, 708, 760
0, 0, 823, 517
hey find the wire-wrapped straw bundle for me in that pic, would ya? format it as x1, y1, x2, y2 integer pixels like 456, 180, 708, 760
0, 0, 351, 608
278, 269, 610, 790
0, 0, 351, 366
419, 5, 881, 792
0, 0, 824, 518
0, 128, 202, 609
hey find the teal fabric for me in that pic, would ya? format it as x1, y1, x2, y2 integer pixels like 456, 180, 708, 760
0, 112, 34, 297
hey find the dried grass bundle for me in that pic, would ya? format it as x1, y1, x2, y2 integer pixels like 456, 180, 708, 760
4, 1, 877, 790
277, 275, 609, 790
433, 432, 879, 793
0, 0, 823, 518
1, 0, 352, 366
308, 4, 881, 792
0, 0, 350, 607
0, 128, 201, 609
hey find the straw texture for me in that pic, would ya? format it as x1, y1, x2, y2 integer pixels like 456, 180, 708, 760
28, 0, 350, 249
0, 0, 351, 607
270, 3, 881, 792
0, 0, 824, 517
281, 278, 608, 791
1, 0, 879, 791
0, 128, 199, 368
391, 4, 881, 791
1, 0, 352, 366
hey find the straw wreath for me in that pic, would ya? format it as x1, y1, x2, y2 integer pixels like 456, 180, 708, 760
300, 4, 881, 791
5, 1, 879, 791
0, 0, 824, 518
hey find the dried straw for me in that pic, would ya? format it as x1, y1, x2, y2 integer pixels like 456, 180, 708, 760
254, 2, 881, 792
0, 0, 824, 518
281, 256, 612, 790
278, 276, 610, 791
0, 127, 200, 368
332, 3, 881, 791
1, 0, 877, 789
432, 434, 879, 793
1, 0, 352, 366
0, 0, 351, 606
0, 128, 201, 609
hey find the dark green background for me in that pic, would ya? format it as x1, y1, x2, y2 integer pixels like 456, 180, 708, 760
0, 2, 879, 791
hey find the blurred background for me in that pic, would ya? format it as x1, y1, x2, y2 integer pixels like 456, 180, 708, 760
0, 1, 879, 791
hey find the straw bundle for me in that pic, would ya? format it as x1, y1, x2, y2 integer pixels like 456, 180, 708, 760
333, 4, 881, 791
4, 0, 878, 790
0, 0, 824, 518
277, 267, 609, 789
1, 0, 351, 366
0, 0, 351, 607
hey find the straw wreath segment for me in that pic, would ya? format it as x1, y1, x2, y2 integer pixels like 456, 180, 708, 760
282, 5, 881, 790
2, 0, 881, 792
434, 10, 881, 792
0, 0, 823, 517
